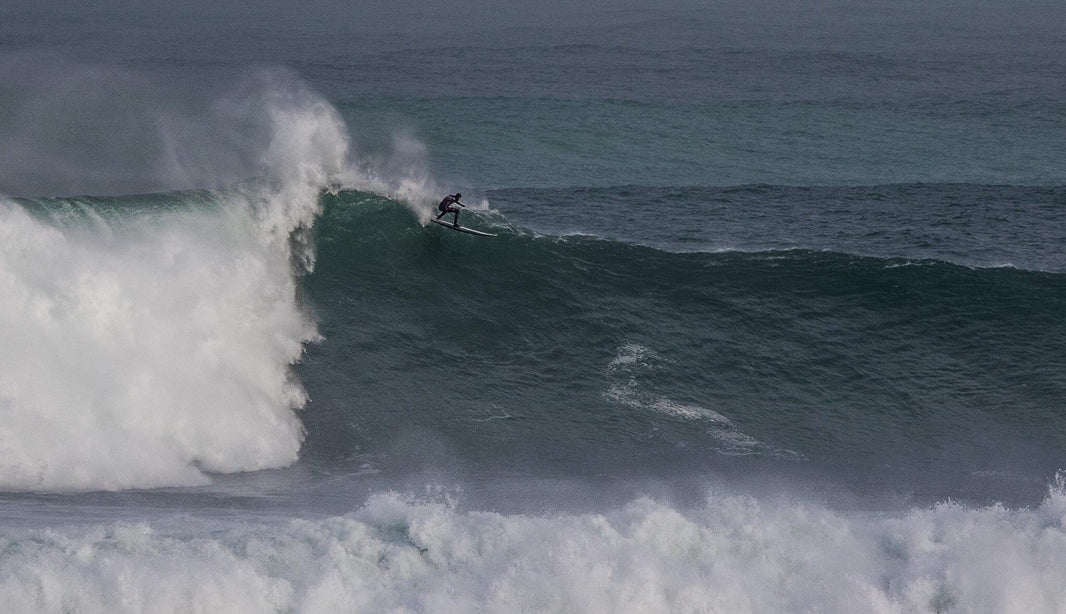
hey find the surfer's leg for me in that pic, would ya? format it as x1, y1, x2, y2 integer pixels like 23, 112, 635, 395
452, 211, 460, 226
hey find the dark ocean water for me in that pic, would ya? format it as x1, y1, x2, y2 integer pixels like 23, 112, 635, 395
1, 1, 1065, 611
301, 187, 1066, 504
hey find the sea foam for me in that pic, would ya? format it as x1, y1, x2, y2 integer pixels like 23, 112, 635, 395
2, 480, 1066, 613
0, 192, 312, 490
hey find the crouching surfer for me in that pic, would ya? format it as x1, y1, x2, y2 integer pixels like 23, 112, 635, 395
436, 193, 465, 227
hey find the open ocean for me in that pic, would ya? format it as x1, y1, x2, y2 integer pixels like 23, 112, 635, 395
1, 1, 1065, 611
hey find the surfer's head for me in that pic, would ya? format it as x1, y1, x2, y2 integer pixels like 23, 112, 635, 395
455, 193, 462, 199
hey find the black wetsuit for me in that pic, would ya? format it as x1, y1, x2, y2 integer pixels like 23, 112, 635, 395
436, 194, 463, 225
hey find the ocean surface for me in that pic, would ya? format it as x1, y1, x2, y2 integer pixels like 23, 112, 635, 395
1, 1, 1065, 611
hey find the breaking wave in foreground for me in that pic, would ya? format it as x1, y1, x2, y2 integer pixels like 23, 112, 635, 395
4, 476, 1066, 613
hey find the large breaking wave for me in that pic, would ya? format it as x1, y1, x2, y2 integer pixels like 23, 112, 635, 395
0, 58, 448, 491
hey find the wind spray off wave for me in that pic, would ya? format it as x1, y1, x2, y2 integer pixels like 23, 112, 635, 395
0, 67, 372, 491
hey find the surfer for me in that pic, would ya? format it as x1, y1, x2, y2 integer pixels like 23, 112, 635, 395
436, 193, 465, 227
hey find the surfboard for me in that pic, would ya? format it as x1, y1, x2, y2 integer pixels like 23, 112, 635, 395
431, 219, 497, 237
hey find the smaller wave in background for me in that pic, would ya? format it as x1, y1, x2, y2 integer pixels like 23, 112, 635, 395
486, 184, 1066, 272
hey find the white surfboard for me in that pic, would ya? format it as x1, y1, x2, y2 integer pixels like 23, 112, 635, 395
431, 218, 497, 237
